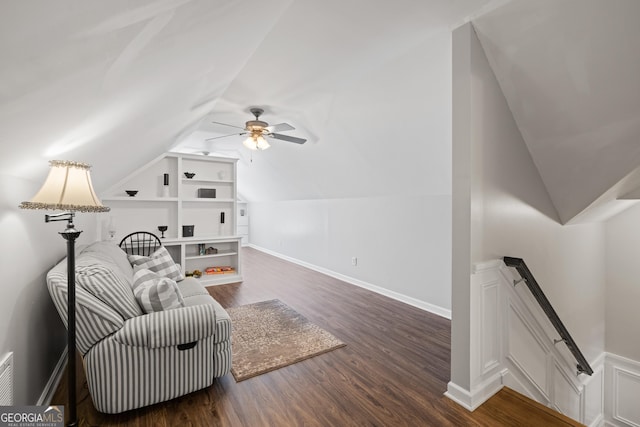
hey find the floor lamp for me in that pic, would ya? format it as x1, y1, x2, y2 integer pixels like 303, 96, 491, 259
20, 160, 109, 427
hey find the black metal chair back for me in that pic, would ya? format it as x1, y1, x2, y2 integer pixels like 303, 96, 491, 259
119, 232, 162, 256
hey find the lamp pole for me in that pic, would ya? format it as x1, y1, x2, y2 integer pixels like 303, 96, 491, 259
47, 213, 81, 427
19, 160, 110, 426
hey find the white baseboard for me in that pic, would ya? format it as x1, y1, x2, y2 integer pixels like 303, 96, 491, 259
248, 244, 451, 319
445, 370, 505, 411
589, 415, 605, 427
445, 381, 475, 411
37, 346, 67, 406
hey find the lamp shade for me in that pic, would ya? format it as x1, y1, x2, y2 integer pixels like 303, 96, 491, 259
20, 160, 110, 212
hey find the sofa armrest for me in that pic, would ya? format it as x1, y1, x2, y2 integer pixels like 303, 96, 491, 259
112, 304, 217, 348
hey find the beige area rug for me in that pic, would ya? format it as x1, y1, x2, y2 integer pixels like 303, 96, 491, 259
227, 299, 346, 382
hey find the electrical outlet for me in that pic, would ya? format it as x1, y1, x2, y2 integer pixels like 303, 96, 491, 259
351, 257, 357, 266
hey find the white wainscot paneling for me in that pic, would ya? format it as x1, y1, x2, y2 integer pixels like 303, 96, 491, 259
447, 261, 505, 411
553, 362, 582, 422
481, 279, 500, 375
449, 260, 607, 425
605, 354, 640, 427
506, 299, 549, 399
582, 364, 604, 427
613, 366, 640, 426
498, 263, 600, 425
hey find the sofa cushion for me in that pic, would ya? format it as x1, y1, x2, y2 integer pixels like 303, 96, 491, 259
132, 267, 185, 313
177, 277, 210, 299
77, 250, 133, 288
182, 293, 215, 307
76, 257, 143, 319
128, 246, 184, 282
81, 241, 134, 283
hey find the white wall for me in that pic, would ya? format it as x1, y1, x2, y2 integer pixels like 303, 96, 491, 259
451, 22, 606, 393
250, 195, 451, 311
605, 202, 640, 362
0, 174, 98, 405
246, 31, 453, 314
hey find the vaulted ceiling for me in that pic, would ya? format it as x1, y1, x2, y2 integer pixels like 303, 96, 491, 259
473, 0, 640, 223
2, 0, 639, 224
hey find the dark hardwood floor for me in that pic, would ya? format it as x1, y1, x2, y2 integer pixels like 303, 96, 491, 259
52, 247, 582, 426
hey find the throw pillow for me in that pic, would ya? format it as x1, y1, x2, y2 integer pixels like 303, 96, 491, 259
132, 267, 185, 313
128, 246, 184, 282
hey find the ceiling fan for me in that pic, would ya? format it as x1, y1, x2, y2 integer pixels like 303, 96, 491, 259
206, 107, 306, 151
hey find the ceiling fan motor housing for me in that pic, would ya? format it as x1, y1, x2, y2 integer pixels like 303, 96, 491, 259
247, 107, 268, 131
245, 120, 269, 131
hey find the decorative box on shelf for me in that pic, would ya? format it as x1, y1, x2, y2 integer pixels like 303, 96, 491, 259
204, 266, 235, 275
197, 188, 216, 198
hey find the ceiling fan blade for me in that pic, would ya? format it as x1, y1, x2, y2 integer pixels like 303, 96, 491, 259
211, 121, 246, 130
205, 132, 246, 141
269, 133, 306, 144
265, 123, 295, 133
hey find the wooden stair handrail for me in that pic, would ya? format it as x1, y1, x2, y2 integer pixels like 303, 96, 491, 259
503, 256, 594, 376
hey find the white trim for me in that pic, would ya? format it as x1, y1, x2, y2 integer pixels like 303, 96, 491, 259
445, 381, 475, 411
446, 371, 505, 411
472, 369, 507, 410
582, 354, 605, 427
590, 352, 606, 375
37, 347, 67, 406
472, 259, 503, 274
248, 244, 452, 319
606, 352, 640, 371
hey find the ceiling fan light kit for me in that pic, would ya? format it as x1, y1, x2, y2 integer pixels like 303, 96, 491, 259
206, 107, 306, 151
256, 135, 270, 150
243, 135, 270, 151
242, 137, 258, 151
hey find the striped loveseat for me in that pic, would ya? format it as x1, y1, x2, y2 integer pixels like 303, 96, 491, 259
47, 241, 232, 414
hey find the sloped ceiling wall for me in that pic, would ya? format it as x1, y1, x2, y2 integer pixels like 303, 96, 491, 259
174, 0, 502, 201
0, 0, 497, 198
0, 0, 293, 189
227, 30, 455, 203
2, 0, 638, 223
473, 0, 640, 224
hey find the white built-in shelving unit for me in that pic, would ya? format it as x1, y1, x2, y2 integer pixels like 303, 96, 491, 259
99, 153, 242, 286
